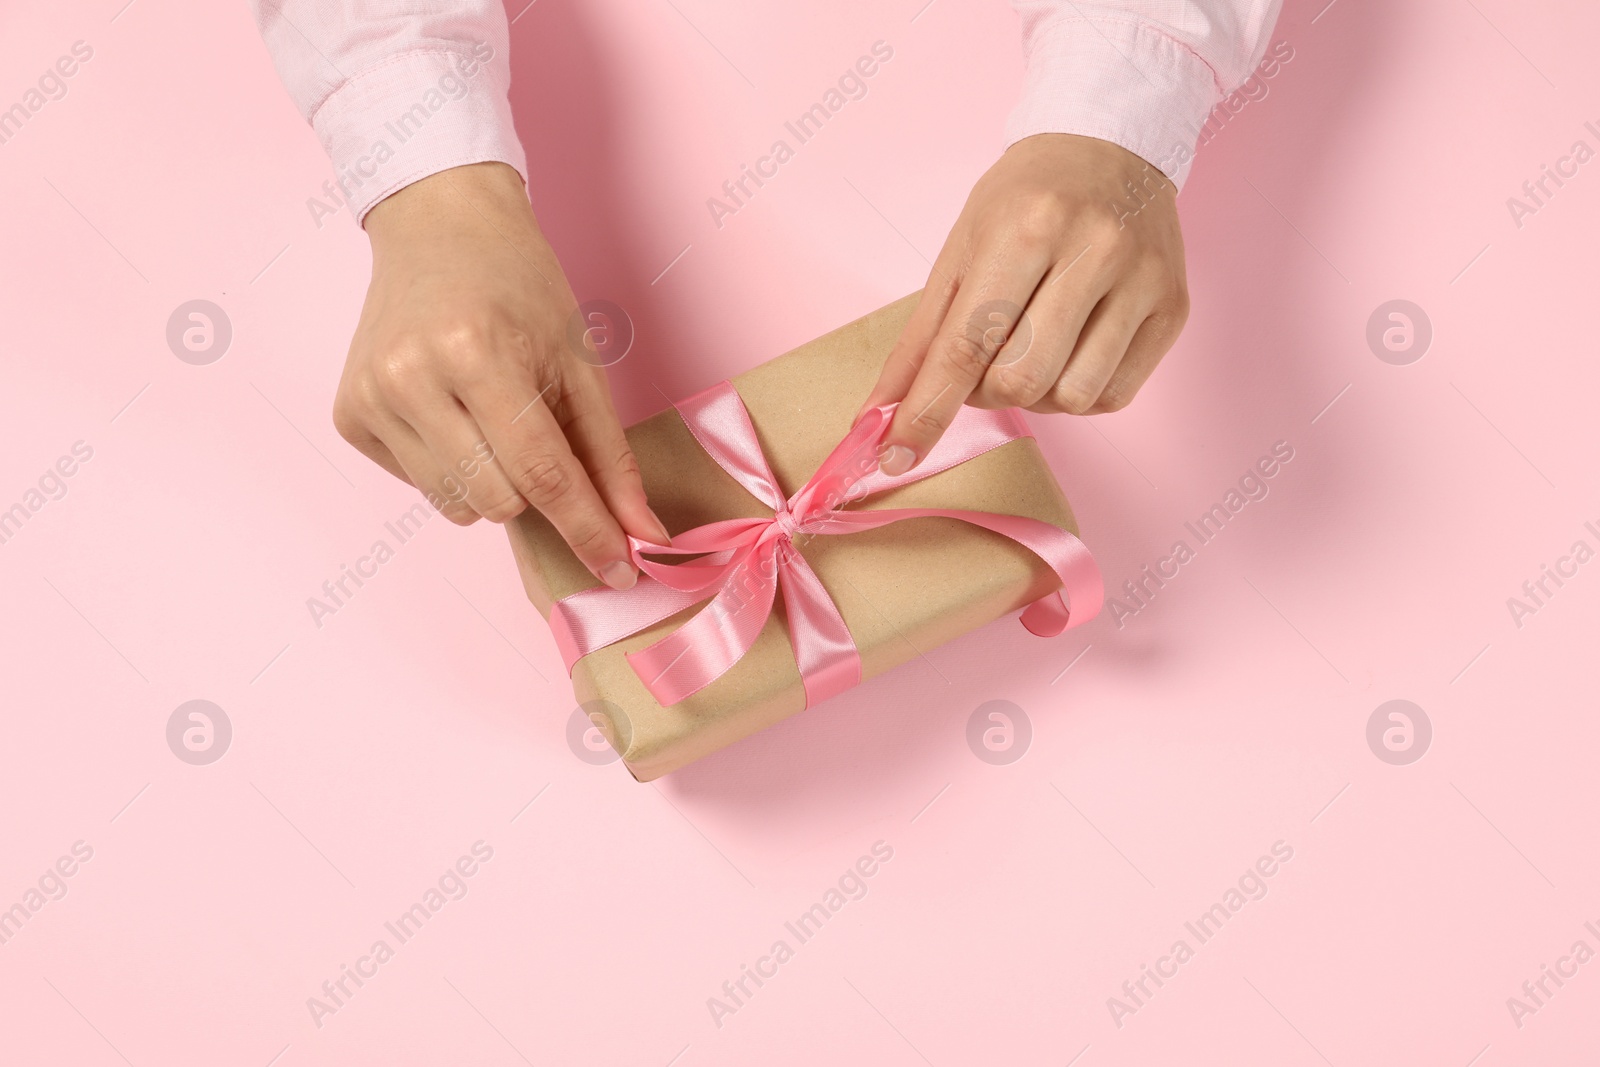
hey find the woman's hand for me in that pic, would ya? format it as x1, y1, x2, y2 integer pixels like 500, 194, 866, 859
336, 162, 667, 589
865, 133, 1191, 475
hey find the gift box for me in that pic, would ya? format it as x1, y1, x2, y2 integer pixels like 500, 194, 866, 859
507, 293, 1102, 780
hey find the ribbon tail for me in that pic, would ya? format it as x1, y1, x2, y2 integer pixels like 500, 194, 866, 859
774, 546, 861, 706
1019, 593, 1074, 637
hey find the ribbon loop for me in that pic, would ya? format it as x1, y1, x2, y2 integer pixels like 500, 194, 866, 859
550, 381, 1103, 707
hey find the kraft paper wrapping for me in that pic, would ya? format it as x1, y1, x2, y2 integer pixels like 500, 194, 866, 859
507, 293, 1080, 780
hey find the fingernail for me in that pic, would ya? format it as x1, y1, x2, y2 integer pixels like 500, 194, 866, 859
879, 445, 916, 476
644, 506, 672, 545
599, 560, 637, 591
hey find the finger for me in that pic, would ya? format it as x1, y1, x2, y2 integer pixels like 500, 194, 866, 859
459, 379, 639, 589
336, 375, 487, 521
968, 260, 1114, 410
364, 415, 483, 524
880, 240, 1049, 473
458, 358, 669, 547
1029, 287, 1154, 415
333, 403, 412, 485
547, 366, 671, 544
403, 400, 530, 524
861, 256, 962, 415
1081, 299, 1189, 414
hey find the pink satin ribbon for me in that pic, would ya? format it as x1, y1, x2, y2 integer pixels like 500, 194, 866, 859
549, 381, 1103, 707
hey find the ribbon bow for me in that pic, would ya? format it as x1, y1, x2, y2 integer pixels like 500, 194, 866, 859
549, 381, 1103, 707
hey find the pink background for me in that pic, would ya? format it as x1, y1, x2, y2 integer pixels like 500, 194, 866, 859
2, 0, 1596, 1063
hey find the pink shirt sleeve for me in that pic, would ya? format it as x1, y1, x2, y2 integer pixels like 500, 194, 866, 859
249, 0, 529, 225
1007, 0, 1285, 189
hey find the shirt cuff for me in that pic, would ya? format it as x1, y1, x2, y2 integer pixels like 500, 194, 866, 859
309, 46, 529, 225
1005, 15, 1222, 191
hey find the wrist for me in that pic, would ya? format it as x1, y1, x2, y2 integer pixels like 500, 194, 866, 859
365, 162, 536, 252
